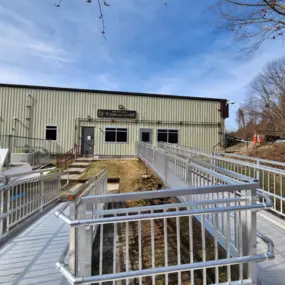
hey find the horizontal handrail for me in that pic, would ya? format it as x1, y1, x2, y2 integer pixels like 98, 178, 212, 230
189, 156, 258, 183
0, 134, 52, 141
218, 151, 285, 168
160, 142, 285, 175
2, 167, 57, 179
57, 202, 272, 228
161, 142, 285, 169
80, 183, 258, 203
56, 233, 274, 284
91, 196, 249, 215
56, 145, 81, 168
55, 183, 272, 228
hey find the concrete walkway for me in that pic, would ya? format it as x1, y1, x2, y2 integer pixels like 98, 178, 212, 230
0, 203, 69, 285
257, 211, 285, 285
61, 158, 94, 182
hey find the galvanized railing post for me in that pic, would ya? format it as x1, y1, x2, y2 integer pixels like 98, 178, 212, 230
40, 173, 44, 211
152, 146, 155, 168
164, 151, 168, 182
241, 185, 258, 284
85, 202, 93, 276
186, 158, 191, 187
77, 203, 92, 277
69, 202, 77, 275
57, 174, 61, 196
0, 176, 9, 236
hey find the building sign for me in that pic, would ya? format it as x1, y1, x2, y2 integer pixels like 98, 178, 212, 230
97, 109, 137, 119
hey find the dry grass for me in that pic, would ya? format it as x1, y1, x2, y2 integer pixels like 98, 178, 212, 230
229, 142, 285, 165
82, 159, 162, 195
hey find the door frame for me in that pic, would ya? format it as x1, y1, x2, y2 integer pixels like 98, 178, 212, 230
81, 127, 95, 156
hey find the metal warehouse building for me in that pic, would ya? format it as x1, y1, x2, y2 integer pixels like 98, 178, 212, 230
0, 84, 229, 156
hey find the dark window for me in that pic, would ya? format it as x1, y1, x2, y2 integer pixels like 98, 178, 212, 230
105, 129, 116, 142
142, 132, 150, 142
105, 128, 128, 143
169, 132, 178, 143
157, 131, 167, 142
117, 129, 127, 142
157, 129, 178, 144
45, 126, 57, 141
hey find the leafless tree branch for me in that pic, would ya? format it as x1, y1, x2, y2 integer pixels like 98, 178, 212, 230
97, 0, 106, 39
211, 0, 285, 52
239, 56, 285, 133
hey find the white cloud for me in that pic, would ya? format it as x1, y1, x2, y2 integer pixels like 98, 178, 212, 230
0, 8, 73, 66
1, 0, 285, 131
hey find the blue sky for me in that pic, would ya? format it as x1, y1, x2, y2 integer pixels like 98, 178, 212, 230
1, 0, 284, 129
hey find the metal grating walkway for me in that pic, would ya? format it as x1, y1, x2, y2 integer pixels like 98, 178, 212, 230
0, 203, 69, 285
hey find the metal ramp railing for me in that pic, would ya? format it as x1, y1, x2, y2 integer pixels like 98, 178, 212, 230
55, 143, 274, 285
158, 142, 285, 217
56, 144, 81, 169
0, 135, 54, 167
0, 168, 61, 239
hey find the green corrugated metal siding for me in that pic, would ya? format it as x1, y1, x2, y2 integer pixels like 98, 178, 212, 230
0, 86, 225, 154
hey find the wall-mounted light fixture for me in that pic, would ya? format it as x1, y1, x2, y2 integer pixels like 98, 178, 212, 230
118, 105, 124, 110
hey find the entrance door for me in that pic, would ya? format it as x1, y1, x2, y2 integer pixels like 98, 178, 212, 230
139, 128, 153, 144
81, 127, 94, 156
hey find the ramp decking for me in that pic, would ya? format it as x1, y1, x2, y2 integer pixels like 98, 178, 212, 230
0, 203, 69, 285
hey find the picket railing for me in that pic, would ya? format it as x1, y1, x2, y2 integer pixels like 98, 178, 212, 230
55, 143, 274, 285
0, 169, 61, 238
158, 142, 285, 217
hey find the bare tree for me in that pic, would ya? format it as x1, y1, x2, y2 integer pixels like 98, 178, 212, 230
248, 56, 285, 128
232, 55, 285, 139
211, 0, 285, 52
236, 107, 246, 128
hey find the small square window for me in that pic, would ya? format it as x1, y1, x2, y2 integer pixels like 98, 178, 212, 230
142, 132, 150, 142
105, 130, 116, 142
45, 126, 57, 141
